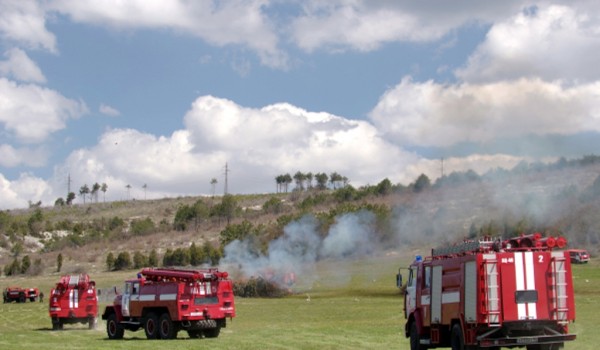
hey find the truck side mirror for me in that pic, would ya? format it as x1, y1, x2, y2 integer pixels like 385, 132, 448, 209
396, 273, 403, 288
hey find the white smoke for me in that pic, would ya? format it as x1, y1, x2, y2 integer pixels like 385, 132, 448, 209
220, 211, 378, 288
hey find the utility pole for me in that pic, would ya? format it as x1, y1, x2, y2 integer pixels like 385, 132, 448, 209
223, 162, 229, 195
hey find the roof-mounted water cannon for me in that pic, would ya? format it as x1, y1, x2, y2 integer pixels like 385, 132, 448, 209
507, 233, 542, 249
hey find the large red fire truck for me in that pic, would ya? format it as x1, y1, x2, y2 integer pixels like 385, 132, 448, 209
49, 274, 98, 330
403, 233, 577, 350
101, 267, 235, 340
3, 286, 39, 303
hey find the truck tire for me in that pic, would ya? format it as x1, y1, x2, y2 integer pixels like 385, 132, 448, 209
51, 318, 60, 331
88, 317, 97, 330
158, 313, 177, 339
106, 313, 124, 339
204, 327, 221, 338
144, 312, 159, 339
410, 322, 426, 350
30, 297, 35, 302
451, 324, 465, 350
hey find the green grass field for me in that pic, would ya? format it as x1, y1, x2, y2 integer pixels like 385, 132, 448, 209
1, 254, 599, 349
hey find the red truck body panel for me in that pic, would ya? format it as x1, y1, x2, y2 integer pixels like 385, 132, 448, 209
404, 234, 577, 349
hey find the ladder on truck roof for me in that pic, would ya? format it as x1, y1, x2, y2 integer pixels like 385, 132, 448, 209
481, 256, 501, 326
550, 253, 569, 324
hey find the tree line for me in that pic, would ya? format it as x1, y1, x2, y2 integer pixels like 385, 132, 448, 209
275, 171, 349, 193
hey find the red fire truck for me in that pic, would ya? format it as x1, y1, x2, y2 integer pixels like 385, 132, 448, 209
101, 267, 235, 340
49, 274, 98, 330
403, 233, 577, 350
3, 286, 39, 303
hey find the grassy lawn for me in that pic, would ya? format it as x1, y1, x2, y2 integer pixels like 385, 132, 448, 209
1, 254, 598, 349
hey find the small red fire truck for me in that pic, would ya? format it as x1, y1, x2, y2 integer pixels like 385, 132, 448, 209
403, 233, 577, 350
101, 267, 235, 340
49, 274, 98, 330
3, 286, 39, 303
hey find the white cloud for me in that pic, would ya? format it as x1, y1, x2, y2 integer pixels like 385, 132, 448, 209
0, 78, 88, 143
0, 144, 47, 167
99, 103, 120, 117
456, 4, 600, 83
0, 0, 57, 52
0, 48, 46, 83
289, 0, 526, 52
42, 96, 425, 204
369, 76, 600, 148
47, 0, 288, 69
0, 172, 52, 210
2, 95, 537, 209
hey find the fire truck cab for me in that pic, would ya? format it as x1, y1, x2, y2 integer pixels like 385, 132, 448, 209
102, 267, 235, 340
404, 234, 577, 350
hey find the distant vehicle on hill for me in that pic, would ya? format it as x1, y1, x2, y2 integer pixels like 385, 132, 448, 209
569, 249, 590, 264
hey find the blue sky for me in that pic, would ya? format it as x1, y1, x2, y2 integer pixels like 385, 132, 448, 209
1, 0, 600, 209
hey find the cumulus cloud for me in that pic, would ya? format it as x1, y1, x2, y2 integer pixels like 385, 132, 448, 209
28, 96, 425, 207
47, 0, 288, 68
0, 144, 47, 167
1, 94, 535, 209
0, 172, 52, 210
289, 0, 525, 52
99, 103, 120, 117
369, 77, 600, 148
0, 78, 88, 143
0, 0, 57, 52
0, 48, 46, 83
456, 5, 600, 83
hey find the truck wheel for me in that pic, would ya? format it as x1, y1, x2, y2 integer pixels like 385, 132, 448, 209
410, 322, 426, 350
88, 317, 97, 330
204, 327, 221, 338
158, 313, 177, 339
144, 312, 159, 339
451, 324, 465, 350
106, 313, 124, 339
30, 297, 35, 302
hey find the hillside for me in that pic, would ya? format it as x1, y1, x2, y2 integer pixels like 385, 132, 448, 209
1, 159, 600, 279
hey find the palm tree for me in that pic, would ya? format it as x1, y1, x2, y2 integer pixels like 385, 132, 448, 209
92, 182, 101, 203
79, 184, 90, 204
293, 171, 306, 191
126, 184, 131, 200
142, 183, 147, 200
101, 183, 108, 203
315, 172, 328, 190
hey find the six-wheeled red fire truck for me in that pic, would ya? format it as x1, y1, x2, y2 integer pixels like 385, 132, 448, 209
3, 286, 39, 303
49, 274, 98, 330
404, 233, 577, 350
101, 267, 235, 340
